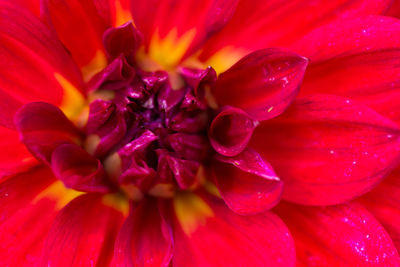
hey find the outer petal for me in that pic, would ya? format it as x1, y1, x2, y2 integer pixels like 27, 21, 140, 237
358, 168, 400, 250
112, 199, 173, 267
172, 192, 295, 267
213, 49, 307, 120
43, 0, 109, 80
200, 0, 391, 72
0, 1, 85, 127
251, 94, 400, 205
212, 148, 283, 215
295, 16, 400, 123
0, 126, 37, 176
274, 202, 400, 266
41, 193, 125, 267
0, 166, 82, 266
132, 0, 239, 68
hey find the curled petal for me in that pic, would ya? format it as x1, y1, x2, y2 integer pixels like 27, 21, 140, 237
209, 106, 258, 157
51, 144, 112, 193
15, 102, 82, 163
212, 148, 283, 215
252, 94, 400, 205
275, 202, 400, 266
103, 22, 143, 62
173, 192, 295, 267
213, 49, 307, 121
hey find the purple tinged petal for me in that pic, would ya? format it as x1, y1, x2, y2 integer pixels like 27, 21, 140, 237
51, 144, 112, 193
213, 148, 283, 215
209, 106, 258, 157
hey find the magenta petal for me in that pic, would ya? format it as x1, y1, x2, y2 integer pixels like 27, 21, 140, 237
166, 133, 211, 161
103, 21, 143, 63
113, 199, 173, 267
209, 106, 257, 157
275, 202, 400, 266
213, 48, 307, 121
51, 144, 111, 193
14, 102, 81, 163
212, 148, 283, 215
252, 94, 400, 205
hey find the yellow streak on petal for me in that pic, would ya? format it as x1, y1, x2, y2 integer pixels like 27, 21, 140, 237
114, 0, 133, 27
148, 183, 175, 198
55, 73, 86, 120
148, 28, 197, 70
84, 134, 101, 155
81, 50, 108, 82
102, 193, 129, 217
203, 180, 221, 198
205, 46, 249, 74
174, 192, 214, 236
33, 181, 84, 210
120, 184, 144, 201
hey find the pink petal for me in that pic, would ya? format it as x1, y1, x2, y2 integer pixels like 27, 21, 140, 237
275, 202, 400, 266
172, 193, 295, 266
208, 106, 258, 156
14, 102, 82, 164
0, 1, 84, 127
213, 49, 307, 121
212, 148, 283, 215
112, 199, 173, 267
358, 168, 400, 250
41, 193, 124, 267
51, 144, 112, 193
295, 16, 400, 123
200, 0, 391, 63
251, 94, 400, 205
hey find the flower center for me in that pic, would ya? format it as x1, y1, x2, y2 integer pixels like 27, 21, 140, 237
84, 61, 217, 199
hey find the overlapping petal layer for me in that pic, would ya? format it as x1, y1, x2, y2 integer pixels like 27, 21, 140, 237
173, 193, 295, 267
275, 202, 400, 266
358, 169, 400, 250
296, 16, 400, 123
252, 94, 400, 205
0, 1, 85, 126
41, 193, 124, 267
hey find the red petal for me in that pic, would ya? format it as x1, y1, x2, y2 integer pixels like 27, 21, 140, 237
0, 1, 84, 127
0, 126, 37, 176
213, 49, 307, 121
173, 192, 295, 266
13, 0, 40, 16
44, 0, 108, 79
212, 148, 283, 215
275, 202, 400, 266
41, 193, 124, 267
51, 144, 112, 193
112, 199, 173, 267
200, 0, 391, 67
208, 106, 258, 156
358, 168, 400, 250
0, 166, 72, 266
251, 94, 400, 205
131, 0, 239, 65
295, 16, 400, 123
15, 102, 82, 164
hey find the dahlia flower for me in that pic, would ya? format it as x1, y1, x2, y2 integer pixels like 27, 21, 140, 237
1, 0, 400, 266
